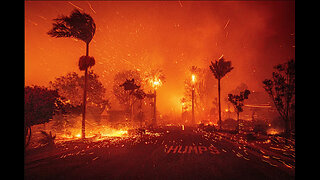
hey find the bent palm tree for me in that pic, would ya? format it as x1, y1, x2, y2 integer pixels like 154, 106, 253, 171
209, 56, 233, 130
48, 9, 96, 139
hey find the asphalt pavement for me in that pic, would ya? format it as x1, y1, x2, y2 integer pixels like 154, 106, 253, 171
24, 126, 295, 180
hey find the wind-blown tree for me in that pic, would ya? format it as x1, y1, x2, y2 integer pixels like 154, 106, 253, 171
228, 89, 250, 133
263, 59, 295, 138
48, 9, 96, 139
209, 56, 234, 130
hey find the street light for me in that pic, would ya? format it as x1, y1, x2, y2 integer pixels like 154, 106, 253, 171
191, 74, 196, 125
150, 77, 162, 126
191, 74, 196, 84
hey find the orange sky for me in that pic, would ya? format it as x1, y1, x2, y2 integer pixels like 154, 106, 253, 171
25, 1, 295, 114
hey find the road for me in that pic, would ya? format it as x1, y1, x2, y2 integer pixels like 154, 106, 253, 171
24, 126, 295, 179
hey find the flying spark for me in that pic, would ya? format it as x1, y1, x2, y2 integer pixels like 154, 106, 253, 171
87, 2, 96, 14
68, 2, 83, 11
178, 1, 183, 7
224, 19, 230, 30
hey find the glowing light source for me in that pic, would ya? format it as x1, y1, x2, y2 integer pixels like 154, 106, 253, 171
191, 74, 196, 84
150, 77, 162, 90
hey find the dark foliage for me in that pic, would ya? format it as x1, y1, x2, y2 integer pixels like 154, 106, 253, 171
228, 89, 251, 132
209, 57, 234, 80
25, 86, 60, 127
120, 79, 141, 91
25, 86, 61, 147
262, 59, 295, 135
48, 9, 96, 44
228, 89, 251, 114
79, 56, 95, 71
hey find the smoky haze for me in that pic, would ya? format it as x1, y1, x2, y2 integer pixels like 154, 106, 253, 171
25, 1, 295, 114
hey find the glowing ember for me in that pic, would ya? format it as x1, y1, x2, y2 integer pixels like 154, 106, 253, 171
267, 128, 281, 135
56, 126, 129, 142
100, 129, 128, 137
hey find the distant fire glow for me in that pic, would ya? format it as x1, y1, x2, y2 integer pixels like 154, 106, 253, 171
25, 1, 294, 179
150, 77, 162, 90
25, 1, 294, 115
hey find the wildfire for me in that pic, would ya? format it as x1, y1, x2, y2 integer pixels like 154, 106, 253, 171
100, 129, 128, 137
57, 126, 128, 141
144, 69, 165, 90
150, 77, 162, 90
267, 128, 281, 135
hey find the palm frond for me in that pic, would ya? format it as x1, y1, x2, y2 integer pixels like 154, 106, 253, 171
48, 9, 96, 44
209, 57, 233, 80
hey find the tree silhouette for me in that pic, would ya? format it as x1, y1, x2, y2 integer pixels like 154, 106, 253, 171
263, 59, 295, 138
47, 9, 95, 44
228, 89, 250, 133
120, 78, 146, 122
113, 70, 142, 110
209, 56, 234, 130
25, 86, 60, 148
120, 79, 141, 92
48, 9, 96, 139
49, 71, 109, 125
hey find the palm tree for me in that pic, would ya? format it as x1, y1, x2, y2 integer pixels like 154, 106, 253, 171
48, 9, 96, 139
209, 56, 233, 130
